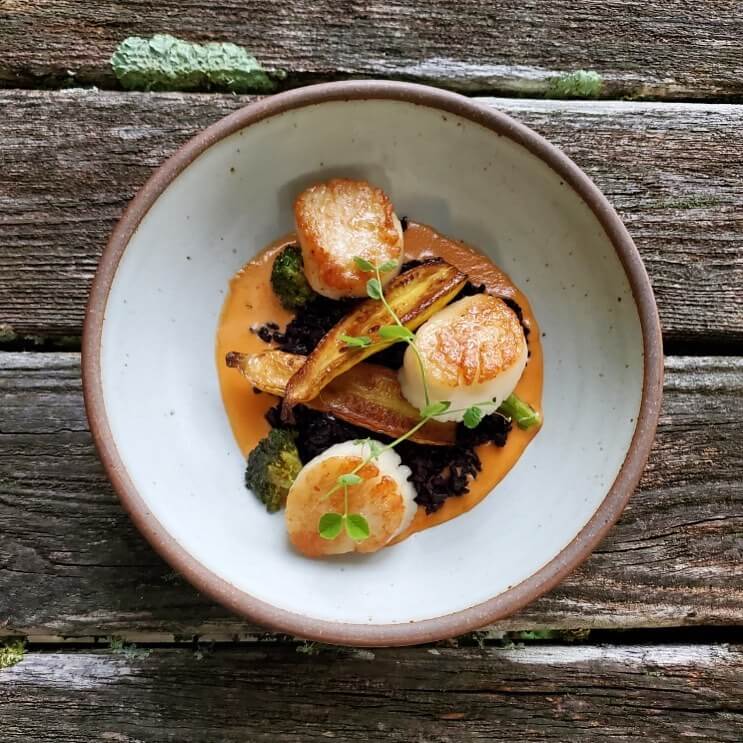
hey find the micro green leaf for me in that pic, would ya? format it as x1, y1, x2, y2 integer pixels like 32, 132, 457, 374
353, 256, 375, 272
340, 334, 372, 348
345, 513, 370, 541
366, 278, 383, 300
377, 259, 399, 273
421, 400, 451, 418
367, 440, 383, 458
318, 512, 343, 540
354, 438, 384, 458
463, 406, 484, 429
338, 473, 363, 487
378, 325, 414, 342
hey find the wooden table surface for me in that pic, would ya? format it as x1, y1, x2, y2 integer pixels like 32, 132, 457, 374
1, 4, 742, 741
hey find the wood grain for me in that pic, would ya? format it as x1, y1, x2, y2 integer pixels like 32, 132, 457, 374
0, 353, 741, 637
1, 1, 743, 99
0, 90, 741, 346
2, 644, 742, 741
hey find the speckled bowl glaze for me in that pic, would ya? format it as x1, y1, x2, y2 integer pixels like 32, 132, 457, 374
83, 82, 663, 646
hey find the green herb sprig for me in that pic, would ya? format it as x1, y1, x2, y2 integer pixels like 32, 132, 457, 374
318, 256, 539, 543
319, 258, 451, 542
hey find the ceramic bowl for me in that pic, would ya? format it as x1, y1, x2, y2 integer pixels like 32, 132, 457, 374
83, 82, 663, 646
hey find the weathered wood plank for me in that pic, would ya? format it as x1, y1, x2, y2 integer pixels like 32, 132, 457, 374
2, 644, 742, 742
1, 1, 743, 99
1, 90, 741, 346
0, 353, 741, 637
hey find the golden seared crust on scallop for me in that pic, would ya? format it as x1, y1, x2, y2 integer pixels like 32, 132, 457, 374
285, 455, 409, 558
294, 178, 404, 299
417, 294, 526, 388
399, 293, 528, 422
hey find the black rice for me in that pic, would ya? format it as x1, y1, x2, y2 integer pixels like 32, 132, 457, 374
255, 256, 521, 512
266, 404, 510, 514
458, 281, 486, 298
502, 296, 530, 339
257, 295, 358, 355
456, 412, 511, 449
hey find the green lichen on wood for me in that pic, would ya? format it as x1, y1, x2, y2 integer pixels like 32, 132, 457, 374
111, 34, 285, 92
295, 641, 357, 657
0, 323, 17, 343
0, 639, 25, 670
514, 629, 591, 642
464, 629, 591, 647
547, 69, 603, 99
109, 636, 151, 660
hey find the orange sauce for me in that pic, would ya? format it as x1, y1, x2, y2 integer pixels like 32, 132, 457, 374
216, 223, 543, 542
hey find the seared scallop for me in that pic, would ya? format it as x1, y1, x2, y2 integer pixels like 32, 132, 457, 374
399, 294, 528, 422
294, 178, 404, 299
285, 441, 416, 558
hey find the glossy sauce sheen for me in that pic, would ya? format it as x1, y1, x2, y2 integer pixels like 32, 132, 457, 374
216, 222, 543, 543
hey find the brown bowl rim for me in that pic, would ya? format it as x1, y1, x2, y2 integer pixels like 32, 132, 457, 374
82, 81, 664, 647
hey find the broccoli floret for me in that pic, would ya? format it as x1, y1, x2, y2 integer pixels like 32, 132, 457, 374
270, 244, 316, 310
245, 428, 302, 512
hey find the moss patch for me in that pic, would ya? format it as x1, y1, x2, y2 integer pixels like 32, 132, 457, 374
0, 323, 17, 343
111, 34, 285, 93
0, 639, 25, 670
548, 70, 603, 99
109, 636, 151, 660
514, 629, 591, 642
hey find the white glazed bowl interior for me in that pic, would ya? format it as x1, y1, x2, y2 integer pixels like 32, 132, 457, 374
99, 97, 644, 629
